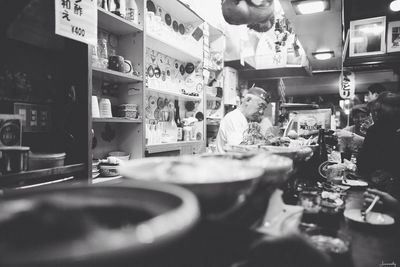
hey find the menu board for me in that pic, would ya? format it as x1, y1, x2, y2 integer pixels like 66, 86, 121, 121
55, 0, 97, 45
289, 109, 332, 136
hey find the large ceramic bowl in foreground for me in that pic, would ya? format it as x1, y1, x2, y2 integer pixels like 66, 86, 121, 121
0, 182, 199, 267
119, 156, 266, 217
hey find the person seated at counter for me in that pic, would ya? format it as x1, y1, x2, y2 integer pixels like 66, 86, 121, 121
366, 83, 387, 103
364, 188, 400, 219
216, 86, 272, 152
357, 92, 400, 199
335, 104, 372, 156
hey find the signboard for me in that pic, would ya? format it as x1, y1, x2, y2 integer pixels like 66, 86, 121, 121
289, 109, 332, 136
55, 0, 97, 46
339, 71, 355, 99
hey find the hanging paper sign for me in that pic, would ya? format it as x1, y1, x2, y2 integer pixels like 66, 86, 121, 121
55, 0, 97, 46
339, 71, 355, 99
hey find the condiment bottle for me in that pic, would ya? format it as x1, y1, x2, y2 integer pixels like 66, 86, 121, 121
317, 129, 328, 164
125, 0, 139, 23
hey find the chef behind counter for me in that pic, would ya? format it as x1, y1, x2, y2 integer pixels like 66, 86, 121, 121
216, 86, 272, 153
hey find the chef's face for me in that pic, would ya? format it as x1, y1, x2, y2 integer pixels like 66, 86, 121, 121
245, 96, 268, 122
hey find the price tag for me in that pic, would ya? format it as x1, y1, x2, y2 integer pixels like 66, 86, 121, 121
55, 0, 97, 46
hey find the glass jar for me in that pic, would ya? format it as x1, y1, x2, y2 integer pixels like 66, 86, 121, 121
98, 38, 108, 69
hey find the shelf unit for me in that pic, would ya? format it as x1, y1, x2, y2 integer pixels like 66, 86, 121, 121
90, 0, 146, 173
97, 7, 143, 34
204, 23, 225, 147
1, 0, 208, 188
206, 95, 222, 101
147, 87, 202, 101
146, 141, 203, 154
146, 31, 202, 63
144, 0, 206, 155
0, 0, 91, 188
93, 117, 143, 123
0, 164, 86, 188
92, 67, 143, 83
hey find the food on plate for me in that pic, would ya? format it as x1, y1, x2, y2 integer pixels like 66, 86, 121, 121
321, 191, 344, 207
344, 209, 395, 225
309, 235, 349, 254
287, 130, 299, 139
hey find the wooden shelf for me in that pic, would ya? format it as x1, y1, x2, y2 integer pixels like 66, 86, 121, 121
147, 87, 201, 101
92, 67, 143, 83
0, 164, 86, 187
146, 141, 203, 153
97, 7, 143, 35
239, 66, 312, 80
206, 95, 222, 101
344, 53, 400, 71
146, 31, 203, 63
153, 0, 203, 24
93, 117, 142, 123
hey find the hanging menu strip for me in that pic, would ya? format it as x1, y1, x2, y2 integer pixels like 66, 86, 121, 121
55, 0, 97, 46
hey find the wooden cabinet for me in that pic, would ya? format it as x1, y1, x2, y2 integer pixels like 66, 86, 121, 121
90, 2, 145, 168
0, 0, 208, 188
0, 0, 90, 189
143, 0, 206, 157
223, 66, 239, 105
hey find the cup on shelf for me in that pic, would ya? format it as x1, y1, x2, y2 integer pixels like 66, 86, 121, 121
99, 98, 112, 118
92, 96, 100, 118
108, 55, 125, 72
146, 11, 155, 32
124, 59, 133, 74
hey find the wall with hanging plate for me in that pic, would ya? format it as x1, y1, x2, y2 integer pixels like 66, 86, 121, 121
144, 0, 205, 155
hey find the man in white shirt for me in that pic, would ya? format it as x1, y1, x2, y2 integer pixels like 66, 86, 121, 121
216, 86, 270, 152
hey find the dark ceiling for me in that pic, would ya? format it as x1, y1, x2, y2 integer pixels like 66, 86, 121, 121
344, 0, 400, 28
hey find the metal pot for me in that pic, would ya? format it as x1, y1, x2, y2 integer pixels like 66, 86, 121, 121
0, 146, 30, 174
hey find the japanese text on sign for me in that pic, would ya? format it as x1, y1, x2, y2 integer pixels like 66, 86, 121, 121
339, 71, 355, 99
55, 0, 97, 45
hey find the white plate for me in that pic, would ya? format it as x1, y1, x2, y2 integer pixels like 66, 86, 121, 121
344, 209, 395, 225
341, 179, 368, 187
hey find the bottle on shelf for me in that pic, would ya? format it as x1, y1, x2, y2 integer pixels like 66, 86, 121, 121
174, 100, 183, 141
168, 108, 178, 143
125, 0, 139, 24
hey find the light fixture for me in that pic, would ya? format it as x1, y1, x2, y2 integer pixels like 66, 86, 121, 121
312, 50, 334, 60
390, 0, 400, 11
291, 0, 330, 15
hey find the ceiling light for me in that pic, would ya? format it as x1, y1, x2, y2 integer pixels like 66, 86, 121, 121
291, 0, 330, 15
312, 50, 334, 60
390, 0, 400, 11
